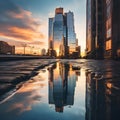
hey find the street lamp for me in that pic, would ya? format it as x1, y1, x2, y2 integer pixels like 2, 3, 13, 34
21, 43, 27, 55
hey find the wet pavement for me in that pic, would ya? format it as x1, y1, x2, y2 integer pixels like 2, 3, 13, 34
0, 59, 120, 120
0, 59, 57, 96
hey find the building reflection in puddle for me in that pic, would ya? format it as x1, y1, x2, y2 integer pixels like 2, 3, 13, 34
48, 62, 80, 113
85, 68, 120, 120
1, 60, 119, 120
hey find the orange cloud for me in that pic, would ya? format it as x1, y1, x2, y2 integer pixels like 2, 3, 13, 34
7, 27, 44, 41
8, 9, 32, 19
0, 0, 45, 43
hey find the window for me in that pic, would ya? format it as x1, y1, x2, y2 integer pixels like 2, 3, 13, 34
106, 40, 112, 50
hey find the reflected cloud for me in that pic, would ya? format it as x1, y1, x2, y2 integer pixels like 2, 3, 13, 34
6, 71, 47, 114
7, 103, 32, 114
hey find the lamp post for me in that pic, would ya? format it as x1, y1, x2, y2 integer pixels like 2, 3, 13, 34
21, 43, 27, 55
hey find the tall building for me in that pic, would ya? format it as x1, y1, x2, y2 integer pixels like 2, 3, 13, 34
66, 11, 76, 54
86, 0, 120, 59
104, 0, 112, 59
48, 18, 56, 56
48, 18, 54, 50
86, 0, 96, 58
95, 0, 104, 59
0, 41, 15, 54
48, 7, 80, 58
104, 0, 120, 59
53, 8, 65, 56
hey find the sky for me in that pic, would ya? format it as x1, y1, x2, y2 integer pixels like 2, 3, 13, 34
0, 0, 86, 55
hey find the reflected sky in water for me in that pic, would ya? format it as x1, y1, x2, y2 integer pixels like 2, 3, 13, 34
0, 61, 86, 120
0, 59, 120, 120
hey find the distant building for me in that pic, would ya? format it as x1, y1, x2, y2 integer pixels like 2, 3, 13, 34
76, 46, 81, 58
66, 11, 76, 54
48, 18, 55, 57
48, 7, 80, 58
41, 48, 46, 56
0, 41, 15, 54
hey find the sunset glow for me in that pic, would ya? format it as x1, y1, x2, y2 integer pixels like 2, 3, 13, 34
0, 0, 86, 55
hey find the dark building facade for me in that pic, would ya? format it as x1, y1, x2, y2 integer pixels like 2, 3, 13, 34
0, 41, 15, 54
86, 0, 96, 59
86, 0, 104, 59
86, 0, 120, 59
104, 0, 120, 59
95, 0, 104, 59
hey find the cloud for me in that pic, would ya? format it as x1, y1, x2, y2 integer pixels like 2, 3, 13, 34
0, 0, 45, 42
7, 71, 47, 114
29, 41, 45, 46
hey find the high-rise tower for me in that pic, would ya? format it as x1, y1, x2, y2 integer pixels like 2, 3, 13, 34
86, 0, 120, 59
48, 18, 56, 56
48, 18, 54, 49
104, 0, 120, 59
66, 11, 76, 54
53, 8, 64, 56
86, 0, 96, 58
48, 7, 80, 58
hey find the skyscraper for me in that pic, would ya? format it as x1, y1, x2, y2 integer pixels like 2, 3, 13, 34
48, 18, 54, 50
104, 0, 120, 59
86, 0, 120, 59
48, 7, 80, 58
66, 11, 76, 54
48, 18, 55, 56
86, 0, 96, 59
95, 0, 104, 59
86, 0, 104, 59
53, 8, 64, 56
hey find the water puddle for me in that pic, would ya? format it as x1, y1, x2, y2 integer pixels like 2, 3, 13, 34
0, 60, 119, 120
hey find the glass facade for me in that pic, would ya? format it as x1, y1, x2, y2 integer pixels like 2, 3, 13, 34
48, 18, 54, 49
105, 0, 112, 58
86, 0, 92, 53
53, 14, 64, 56
106, 0, 112, 39
106, 39, 112, 50
66, 11, 76, 53
48, 8, 78, 57
86, 0, 120, 59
